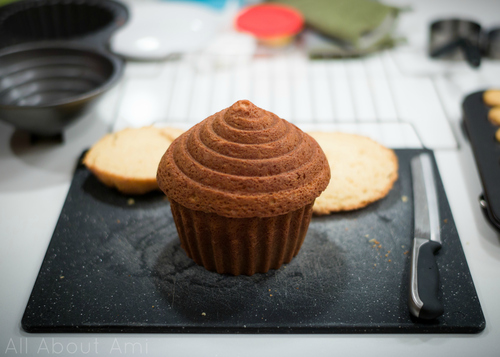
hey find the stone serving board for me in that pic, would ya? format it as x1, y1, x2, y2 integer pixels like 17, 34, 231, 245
22, 149, 485, 333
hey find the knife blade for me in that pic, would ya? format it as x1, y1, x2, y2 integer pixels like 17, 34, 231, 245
409, 153, 444, 320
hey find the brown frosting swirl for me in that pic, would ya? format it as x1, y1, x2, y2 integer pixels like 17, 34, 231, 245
157, 100, 330, 218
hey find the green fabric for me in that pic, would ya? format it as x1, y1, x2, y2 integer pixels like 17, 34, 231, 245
305, 31, 399, 59
271, 0, 400, 51
0, 0, 19, 6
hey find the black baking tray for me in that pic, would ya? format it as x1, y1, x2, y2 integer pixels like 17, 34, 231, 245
22, 149, 485, 333
463, 91, 500, 231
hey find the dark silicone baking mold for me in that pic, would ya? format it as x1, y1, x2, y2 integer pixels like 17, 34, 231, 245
0, 0, 128, 136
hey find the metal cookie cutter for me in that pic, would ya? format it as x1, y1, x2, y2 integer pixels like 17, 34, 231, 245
429, 18, 482, 68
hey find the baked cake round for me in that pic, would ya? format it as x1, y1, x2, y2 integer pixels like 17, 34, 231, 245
488, 106, 500, 126
307, 132, 398, 215
157, 100, 330, 275
483, 89, 500, 107
83, 126, 184, 195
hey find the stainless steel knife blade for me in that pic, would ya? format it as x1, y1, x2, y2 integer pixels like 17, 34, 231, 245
412, 153, 441, 244
409, 153, 444, 320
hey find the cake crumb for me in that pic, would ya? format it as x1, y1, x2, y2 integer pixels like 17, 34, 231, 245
403, 250, 409, 255
127, 198, 135, 205
443, 219, 448, 223
60, 276, 64, 279
201, 312, 206, 316
368, 238, 380, 245
401, 195, 408, 202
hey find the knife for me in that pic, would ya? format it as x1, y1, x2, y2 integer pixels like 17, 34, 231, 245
409, 153, 444, 320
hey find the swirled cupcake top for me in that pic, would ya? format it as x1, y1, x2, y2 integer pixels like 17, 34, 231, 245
157, 100, 330, 218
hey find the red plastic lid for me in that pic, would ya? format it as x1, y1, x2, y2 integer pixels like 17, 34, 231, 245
235, 4, 304, 39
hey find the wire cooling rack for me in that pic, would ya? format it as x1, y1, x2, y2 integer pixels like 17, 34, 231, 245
110, 50, 457, 150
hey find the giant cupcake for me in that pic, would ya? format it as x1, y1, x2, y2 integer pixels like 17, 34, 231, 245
157, 100, 330, 275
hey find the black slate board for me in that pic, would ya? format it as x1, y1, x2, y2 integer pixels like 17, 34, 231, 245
462, 91, 500, 231
22, 149, 485, 334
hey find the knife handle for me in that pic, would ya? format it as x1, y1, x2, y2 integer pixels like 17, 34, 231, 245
409, 238, 444, 320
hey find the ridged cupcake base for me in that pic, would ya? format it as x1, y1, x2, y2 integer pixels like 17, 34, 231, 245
169, 200, 314, 276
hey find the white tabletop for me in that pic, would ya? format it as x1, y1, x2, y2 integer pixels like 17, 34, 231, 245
1, 0, 500, 356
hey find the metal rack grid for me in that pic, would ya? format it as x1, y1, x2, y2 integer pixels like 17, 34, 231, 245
111, 50, 457, 150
